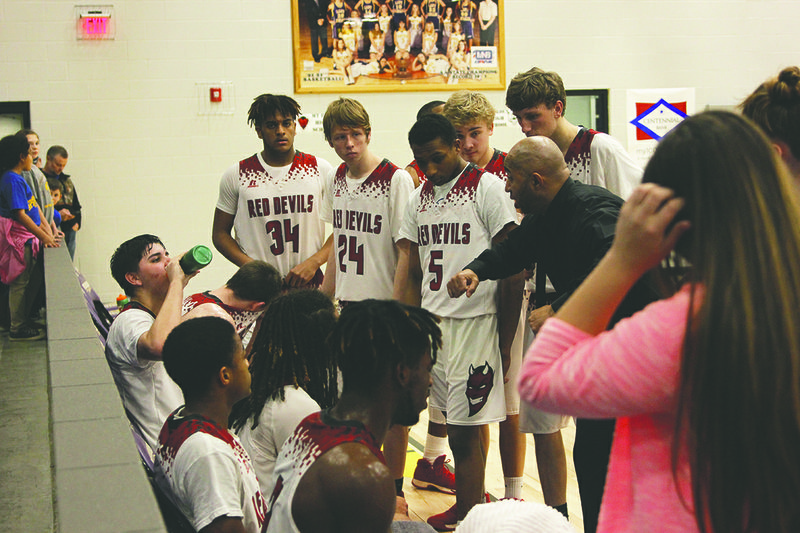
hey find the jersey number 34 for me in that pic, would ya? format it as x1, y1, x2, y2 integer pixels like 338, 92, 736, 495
266, 219, 300, 255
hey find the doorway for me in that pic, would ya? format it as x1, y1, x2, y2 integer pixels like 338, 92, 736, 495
0, 101, 31, 137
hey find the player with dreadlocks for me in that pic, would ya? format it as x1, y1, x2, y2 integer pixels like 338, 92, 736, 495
212, 93, 335, 289
264, 300, 442, 533
230, 289, 338, 496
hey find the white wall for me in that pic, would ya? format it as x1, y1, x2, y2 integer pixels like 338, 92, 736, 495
1, 0, 798, 300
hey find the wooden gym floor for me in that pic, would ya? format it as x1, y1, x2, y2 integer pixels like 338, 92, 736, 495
400, 408, 585, 531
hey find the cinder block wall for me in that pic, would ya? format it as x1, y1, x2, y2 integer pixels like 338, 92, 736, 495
1, 0, 798, 300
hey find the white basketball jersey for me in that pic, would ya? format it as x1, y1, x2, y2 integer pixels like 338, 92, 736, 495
217, 151, 334, 280
400, 164, 516, 318
331, 159, 414, 302
264, 411, 385, 533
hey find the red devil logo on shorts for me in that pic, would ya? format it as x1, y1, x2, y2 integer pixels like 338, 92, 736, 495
466, 361, 494, 416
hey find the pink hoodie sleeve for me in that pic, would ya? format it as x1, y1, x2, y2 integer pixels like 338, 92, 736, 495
518, 286, 693, 419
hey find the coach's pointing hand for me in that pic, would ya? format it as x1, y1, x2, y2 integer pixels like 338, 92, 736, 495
447, 269, 480, 298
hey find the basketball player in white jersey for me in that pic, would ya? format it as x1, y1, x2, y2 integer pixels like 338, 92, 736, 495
401, 113, 518, 531
264, 300, 442, 533
319, 97, 417, 508
212, 94, 334, 289
442, 91, 529, 504
155, 316, 266, 533
181, 260, 281, 351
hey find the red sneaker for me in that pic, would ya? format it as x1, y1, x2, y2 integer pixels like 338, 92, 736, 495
412, 455, 456, 494
427, 495, 492, 532
427, 503, 458, 531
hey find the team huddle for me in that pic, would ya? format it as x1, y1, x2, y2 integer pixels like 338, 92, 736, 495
104, 66, 640, 533
101, 64, 800, 533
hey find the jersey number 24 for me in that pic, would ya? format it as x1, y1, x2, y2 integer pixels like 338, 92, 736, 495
337, 235, 365, 275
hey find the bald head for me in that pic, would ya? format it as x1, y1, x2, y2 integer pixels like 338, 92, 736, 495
503, 136, 570, 215
505, 136, 569, 183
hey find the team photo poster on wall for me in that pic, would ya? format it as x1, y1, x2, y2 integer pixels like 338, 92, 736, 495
292, 0, 504, 93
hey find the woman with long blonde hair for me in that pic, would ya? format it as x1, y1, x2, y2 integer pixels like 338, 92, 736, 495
519, 111, 800, 532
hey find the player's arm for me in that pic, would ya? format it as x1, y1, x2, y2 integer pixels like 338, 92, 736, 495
407, 242, 423, 307
212, 208, 254, 267
493, 221, 523, 377
136, 255, 194, 361
286, 233, 334, 288
199, 517, 247, 533
10, 209, 57, 248
320, 243, 337, 298
392, 238, 412, 303
527, 304, 554, 334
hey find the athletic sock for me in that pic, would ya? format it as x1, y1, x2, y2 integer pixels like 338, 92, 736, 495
395, 477, 404, 497
554, 503, 568, 519
422, 435, 448, 463
504, 476, 524, 499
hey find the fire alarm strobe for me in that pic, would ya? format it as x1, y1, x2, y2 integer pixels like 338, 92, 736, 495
210, 87, 222, 102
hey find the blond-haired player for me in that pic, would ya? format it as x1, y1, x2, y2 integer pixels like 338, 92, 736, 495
442, 91, 533, 504
320, 97, 417, 511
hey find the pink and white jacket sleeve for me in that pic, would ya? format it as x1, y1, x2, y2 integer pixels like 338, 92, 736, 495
518, 286, 693, 419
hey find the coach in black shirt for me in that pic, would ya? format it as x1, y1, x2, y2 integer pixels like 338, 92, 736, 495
447, 135, 657, 533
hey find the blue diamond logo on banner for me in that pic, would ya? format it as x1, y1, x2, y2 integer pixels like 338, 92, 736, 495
630, 99, 689, 141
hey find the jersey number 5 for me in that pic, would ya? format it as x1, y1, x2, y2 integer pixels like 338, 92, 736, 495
337, 235, 365, 275
266, 219, 300, 255
428, 250, 443, 290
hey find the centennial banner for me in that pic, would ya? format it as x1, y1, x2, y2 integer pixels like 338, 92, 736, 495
292, 0, 504, 93
626, 88, 696, 168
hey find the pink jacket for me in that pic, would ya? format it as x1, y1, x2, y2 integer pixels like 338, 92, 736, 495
0, 216, 39, 284
518, 285, 698, 533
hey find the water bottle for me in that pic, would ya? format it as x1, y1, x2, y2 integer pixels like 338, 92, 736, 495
179, 245, 213, 274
